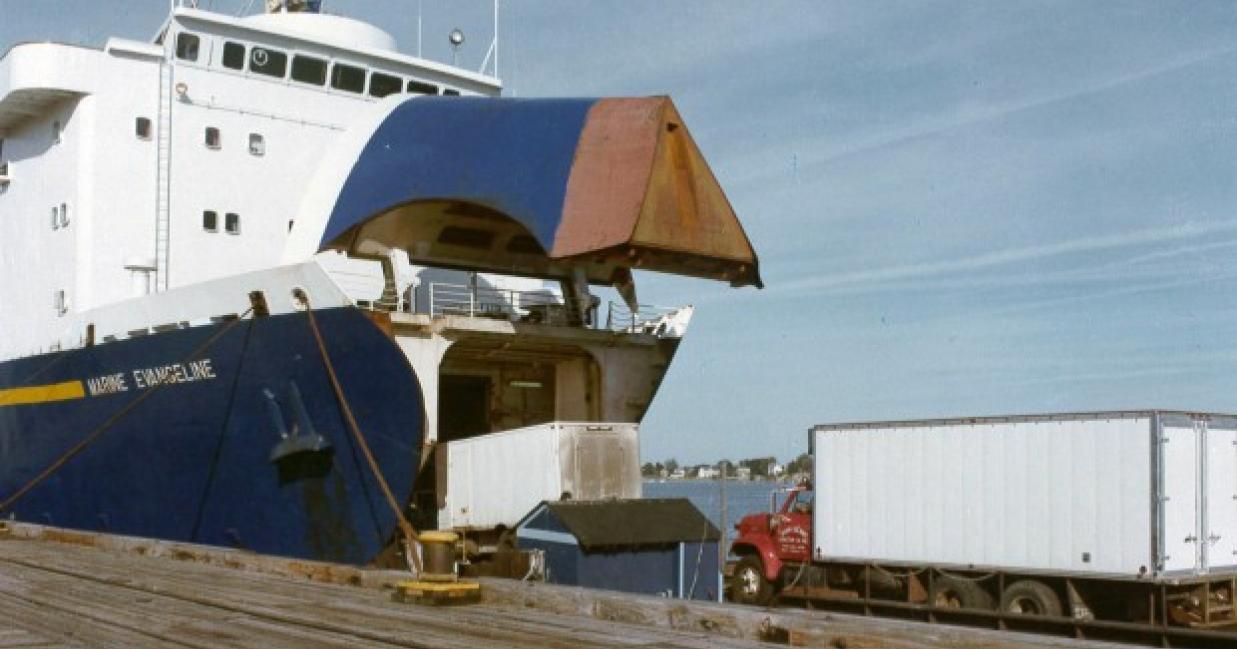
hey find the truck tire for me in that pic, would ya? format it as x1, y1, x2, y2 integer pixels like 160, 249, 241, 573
1000, 579, 1062, 617
929, 575, 994, 611
732, 556, 774, 606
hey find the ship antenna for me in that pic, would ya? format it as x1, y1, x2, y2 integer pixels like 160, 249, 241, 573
478, 0, 499, 77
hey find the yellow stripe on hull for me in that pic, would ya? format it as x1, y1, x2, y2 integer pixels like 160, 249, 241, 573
0, 381, 87, 407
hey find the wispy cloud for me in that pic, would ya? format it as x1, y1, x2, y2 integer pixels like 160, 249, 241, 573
807, 43, 1237, 170
773, 219, 1237, 296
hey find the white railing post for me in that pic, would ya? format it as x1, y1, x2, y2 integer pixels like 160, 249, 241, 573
429, 283, 436, 316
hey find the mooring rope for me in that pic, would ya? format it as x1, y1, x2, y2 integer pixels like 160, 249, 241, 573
0, 309, 253, 514
299, 295, 423, 575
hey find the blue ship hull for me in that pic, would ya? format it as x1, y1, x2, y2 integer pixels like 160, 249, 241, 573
0, 307, 424, 565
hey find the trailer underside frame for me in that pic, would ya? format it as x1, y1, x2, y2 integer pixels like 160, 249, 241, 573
767, 561, 1237, 648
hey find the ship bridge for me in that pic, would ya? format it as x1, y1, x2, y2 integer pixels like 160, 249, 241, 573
283, 95, 762, 290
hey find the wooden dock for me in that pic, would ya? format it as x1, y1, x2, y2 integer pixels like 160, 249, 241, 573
0, 522, 1124, 649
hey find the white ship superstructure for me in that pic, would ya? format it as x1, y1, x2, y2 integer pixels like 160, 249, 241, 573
1, 3, 496, 358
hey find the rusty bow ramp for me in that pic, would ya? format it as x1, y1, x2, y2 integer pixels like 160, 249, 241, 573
284, 96, 761, 289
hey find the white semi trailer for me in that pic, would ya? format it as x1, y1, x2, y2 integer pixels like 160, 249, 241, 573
730, 411, 1237, 643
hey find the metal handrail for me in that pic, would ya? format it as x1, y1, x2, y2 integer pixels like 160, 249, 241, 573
428, 282, 566, 324
604, 301, 680, 333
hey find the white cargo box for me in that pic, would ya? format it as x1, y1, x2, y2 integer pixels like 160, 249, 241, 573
437, 422, 641, 531
812, 411, 1237, 579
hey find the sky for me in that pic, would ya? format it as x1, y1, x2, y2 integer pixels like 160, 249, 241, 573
4, 1, 1237, 466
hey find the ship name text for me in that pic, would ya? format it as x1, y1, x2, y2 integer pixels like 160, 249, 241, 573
85, 359, 217, 396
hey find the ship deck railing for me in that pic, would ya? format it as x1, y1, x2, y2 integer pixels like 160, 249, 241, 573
417, 281, 679, 334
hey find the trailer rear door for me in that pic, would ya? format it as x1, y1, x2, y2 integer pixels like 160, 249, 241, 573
1160, 421, 1200, 574
1204, 421, 1237, 571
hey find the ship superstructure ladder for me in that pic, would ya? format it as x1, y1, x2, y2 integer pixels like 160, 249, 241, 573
154, 57, 174, 292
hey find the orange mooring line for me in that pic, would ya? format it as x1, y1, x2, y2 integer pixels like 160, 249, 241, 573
300, 299, 424, 575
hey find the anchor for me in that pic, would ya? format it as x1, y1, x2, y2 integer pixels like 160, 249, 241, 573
266, 382, 333, 483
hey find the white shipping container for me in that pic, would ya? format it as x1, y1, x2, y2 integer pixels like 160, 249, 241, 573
437, 421, 641, 531
811, 411, 1237, 579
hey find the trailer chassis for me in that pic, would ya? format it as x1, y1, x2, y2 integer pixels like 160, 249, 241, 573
760, 560, 1237, 648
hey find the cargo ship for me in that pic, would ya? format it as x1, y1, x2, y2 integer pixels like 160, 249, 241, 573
0, 0, 760, 565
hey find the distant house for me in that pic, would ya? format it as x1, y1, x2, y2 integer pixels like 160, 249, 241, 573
696, 466, 719, 479
669, 469, 687, 480
769, 463, 785, 477
734, 466, 752, 480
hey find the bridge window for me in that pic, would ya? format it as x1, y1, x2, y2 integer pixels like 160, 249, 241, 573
222, 42, 245, 70
175, 33, 200, 61
442, 88, 461, 96
249, 46, 287, 78
225, 212, 240, 235
291, 55, 327, 85
205, 127, 221, 149
369, 72, 402, 98
249, 133, 265, 156
52, 120, 61, 143
202, 210, 218, 232
135, 117, 152, 140
330, 63, 365, 94
407, 79, 438, 95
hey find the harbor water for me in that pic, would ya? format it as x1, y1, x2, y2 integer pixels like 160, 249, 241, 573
643, 480, 789, 547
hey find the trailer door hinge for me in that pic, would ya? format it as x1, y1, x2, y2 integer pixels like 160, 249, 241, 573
1184, 535, 1198, 544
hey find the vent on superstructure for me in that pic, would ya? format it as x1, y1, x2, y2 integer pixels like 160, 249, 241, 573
205, 127, 221, 149
0, 161, 9, 186
53, 289, 68, 316
136, 117, 152, 140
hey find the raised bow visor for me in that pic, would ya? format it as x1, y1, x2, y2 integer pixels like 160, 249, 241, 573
294, 96, 761, 288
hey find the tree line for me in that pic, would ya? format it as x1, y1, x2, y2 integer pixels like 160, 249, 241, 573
641, 453, 812, 479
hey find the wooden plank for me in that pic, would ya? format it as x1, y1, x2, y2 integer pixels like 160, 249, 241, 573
0, 628, 62, 648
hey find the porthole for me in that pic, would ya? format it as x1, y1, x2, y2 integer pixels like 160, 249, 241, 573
249, 133, 265, 156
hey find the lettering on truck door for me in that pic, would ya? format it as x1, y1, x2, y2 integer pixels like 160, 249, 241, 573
774, 489, 813, 562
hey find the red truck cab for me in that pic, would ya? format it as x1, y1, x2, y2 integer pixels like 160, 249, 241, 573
729, 484, 813, 605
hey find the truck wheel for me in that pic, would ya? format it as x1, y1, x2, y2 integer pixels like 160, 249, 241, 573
732, 556, 774, 606
1000, 580, 1062, 617
930, 575, 994, 611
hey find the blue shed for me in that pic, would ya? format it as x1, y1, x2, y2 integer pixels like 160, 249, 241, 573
515, 498, 722, 601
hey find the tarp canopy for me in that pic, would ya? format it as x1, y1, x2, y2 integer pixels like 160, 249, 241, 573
317, 96, 761, 288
